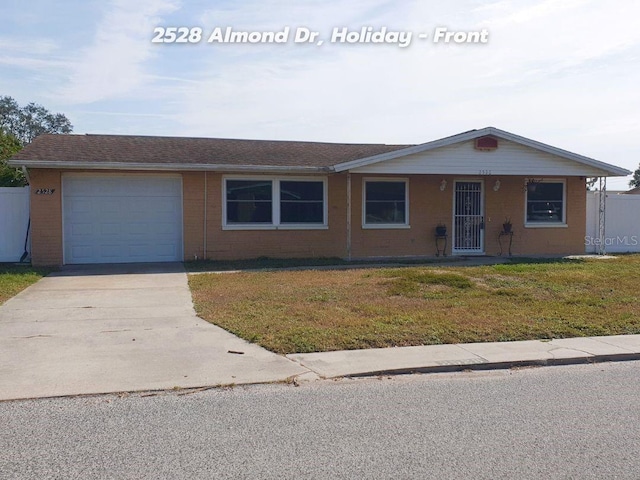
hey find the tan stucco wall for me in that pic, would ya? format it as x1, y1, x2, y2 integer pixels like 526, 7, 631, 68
29, 169, 63, 266
351, 175, 585, 258
350, 174, 451, 257
202, 173, 348, 259
182, 172, 206, 261
27, 170, 587, 265
507, 176, 586, 255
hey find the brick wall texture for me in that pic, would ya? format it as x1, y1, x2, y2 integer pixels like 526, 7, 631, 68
28, 170, 586, 265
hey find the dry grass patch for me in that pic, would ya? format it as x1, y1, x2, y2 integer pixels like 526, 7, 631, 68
188, 255, 640, 354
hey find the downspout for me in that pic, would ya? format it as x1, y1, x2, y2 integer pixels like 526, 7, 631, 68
346, 172, 352, 261
21, 166, 31, 184
203, 171, 208, 260
20, 166, 31, 262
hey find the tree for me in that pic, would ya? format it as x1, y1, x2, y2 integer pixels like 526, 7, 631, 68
630, 164, 640, 188
0, 95, 73, 186
0, 131, 22, 186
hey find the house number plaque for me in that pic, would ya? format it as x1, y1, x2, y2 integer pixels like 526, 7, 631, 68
35, 188, 56, 195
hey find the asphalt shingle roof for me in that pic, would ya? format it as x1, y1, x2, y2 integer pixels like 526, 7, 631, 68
10, 134, 413, 168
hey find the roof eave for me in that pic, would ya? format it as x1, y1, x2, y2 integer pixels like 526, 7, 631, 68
7, 160, 332, 174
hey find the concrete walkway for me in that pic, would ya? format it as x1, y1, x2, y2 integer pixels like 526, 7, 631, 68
0, 264, 307, 401
287, 335, 640, 378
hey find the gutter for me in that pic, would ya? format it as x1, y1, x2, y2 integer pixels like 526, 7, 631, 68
7, 160, 333, 174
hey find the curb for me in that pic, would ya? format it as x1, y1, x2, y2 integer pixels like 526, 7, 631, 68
339, 353, 640, 378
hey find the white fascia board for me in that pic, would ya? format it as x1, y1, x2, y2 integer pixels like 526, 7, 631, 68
7, 160, 330, 174
333, 128, 485, 172
334, 126, 631, 177
487, 128, 632, 177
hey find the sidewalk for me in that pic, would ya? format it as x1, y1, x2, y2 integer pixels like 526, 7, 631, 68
287, 335, 640, 379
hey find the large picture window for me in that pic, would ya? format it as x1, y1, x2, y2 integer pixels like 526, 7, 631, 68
526, 180, 565, 225
363, 179, 408, 227
224, 177, 327, 228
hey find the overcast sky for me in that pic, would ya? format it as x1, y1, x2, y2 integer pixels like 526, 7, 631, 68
2, 0, 639, 188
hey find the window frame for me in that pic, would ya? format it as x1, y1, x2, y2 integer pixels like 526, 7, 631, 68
222, 175, 328, 230
362, 177, 410, 229
524, 178, 567, 228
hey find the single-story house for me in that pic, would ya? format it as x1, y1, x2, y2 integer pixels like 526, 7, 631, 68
8, 127, 631, 266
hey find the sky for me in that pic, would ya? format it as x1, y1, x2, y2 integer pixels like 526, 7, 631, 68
2, 0, 639, 189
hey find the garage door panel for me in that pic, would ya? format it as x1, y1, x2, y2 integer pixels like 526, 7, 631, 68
63, 175, 183, 264
69, 245, 93, 262
100, 223, 121, 236
70, 223, 93, 236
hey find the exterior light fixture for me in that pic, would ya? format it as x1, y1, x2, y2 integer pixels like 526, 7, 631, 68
493, 180, 501, 192
440, 179, 447, 191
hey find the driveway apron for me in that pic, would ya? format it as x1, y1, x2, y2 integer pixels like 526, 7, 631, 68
0, 263, 308, 400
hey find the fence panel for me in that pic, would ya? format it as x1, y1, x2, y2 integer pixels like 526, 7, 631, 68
586, 192, 640, 253
0, 187, 30, 262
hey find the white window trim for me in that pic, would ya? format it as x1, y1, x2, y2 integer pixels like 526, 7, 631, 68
362, 177, 410, 229
524, 178, 567, 228
222, 175, 328, 230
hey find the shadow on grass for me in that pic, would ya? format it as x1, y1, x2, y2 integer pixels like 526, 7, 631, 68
184, 256, 467, 272
505, 257, 586, 265
0, 264, 53, 276
185, 255, 595, 273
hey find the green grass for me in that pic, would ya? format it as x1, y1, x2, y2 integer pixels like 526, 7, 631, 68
189, 255, 640, 354
0, 264, 51, 304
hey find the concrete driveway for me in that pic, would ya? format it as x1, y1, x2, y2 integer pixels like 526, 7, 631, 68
0, 264, 308, 401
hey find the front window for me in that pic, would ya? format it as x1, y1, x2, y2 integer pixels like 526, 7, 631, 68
280, 181, 324, 224
226, 180, 273, 224
224, 177, 327, 228
526, 181, 565, 224
364, 180, 408, 226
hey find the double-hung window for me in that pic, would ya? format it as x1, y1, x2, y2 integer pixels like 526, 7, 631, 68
363, 179, 409, 228
525, 179, 566, 226
224, 177, 327, 228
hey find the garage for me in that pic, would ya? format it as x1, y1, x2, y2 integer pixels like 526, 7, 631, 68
62, 174, 183, 264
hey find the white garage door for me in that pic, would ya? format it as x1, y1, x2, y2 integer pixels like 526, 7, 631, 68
63, 174, 183, 264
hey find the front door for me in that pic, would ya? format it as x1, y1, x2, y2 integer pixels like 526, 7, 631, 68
453, 180, 484, 255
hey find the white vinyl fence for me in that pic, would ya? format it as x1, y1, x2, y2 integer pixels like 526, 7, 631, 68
0, 187, 30, 262
586, 191, 640, 253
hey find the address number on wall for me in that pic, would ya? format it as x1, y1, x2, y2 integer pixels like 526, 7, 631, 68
35, 188, 55, 195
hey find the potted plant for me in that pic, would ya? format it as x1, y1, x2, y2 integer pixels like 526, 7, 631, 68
436, 223, 447, 236
502, 217, 512, 234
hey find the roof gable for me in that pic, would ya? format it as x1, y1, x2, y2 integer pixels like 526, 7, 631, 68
334, 127, 630, 177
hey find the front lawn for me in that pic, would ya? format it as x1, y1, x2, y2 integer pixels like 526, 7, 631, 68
188, 256, 640, 354
0, 265, 50, 305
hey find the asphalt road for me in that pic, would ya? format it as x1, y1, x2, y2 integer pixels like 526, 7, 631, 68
2, 361, 639, 479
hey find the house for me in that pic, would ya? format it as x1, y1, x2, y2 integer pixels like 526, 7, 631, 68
622, 186, 640, 195
8, 127, 630, 266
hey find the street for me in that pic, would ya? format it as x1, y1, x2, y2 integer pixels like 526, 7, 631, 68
2, 361, 639, 479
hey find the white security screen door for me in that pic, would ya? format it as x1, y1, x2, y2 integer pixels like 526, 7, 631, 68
453, 181, 484, 254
